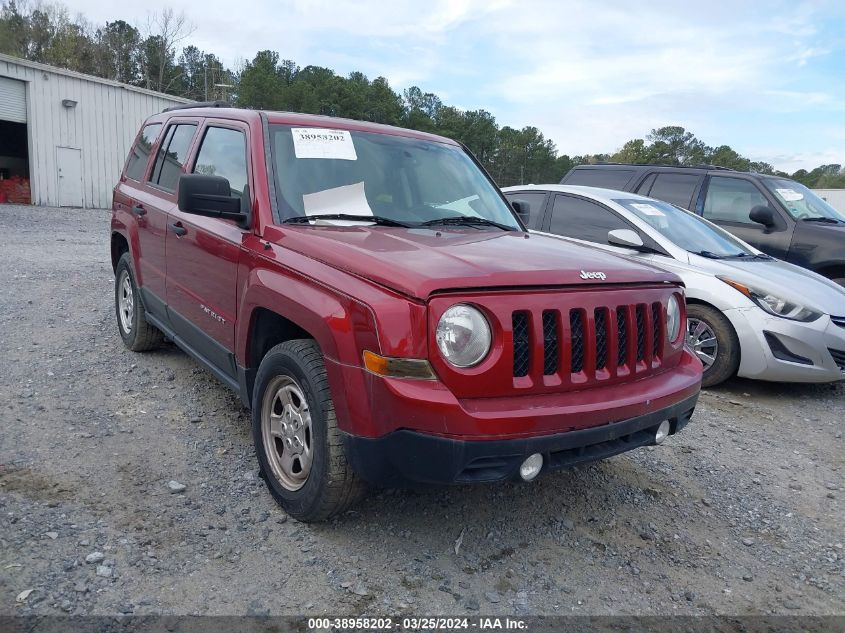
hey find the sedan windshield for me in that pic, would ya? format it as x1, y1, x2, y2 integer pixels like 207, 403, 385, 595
614, 198, 756, 258
760, 178, 845, 222
269, 124, 521, 230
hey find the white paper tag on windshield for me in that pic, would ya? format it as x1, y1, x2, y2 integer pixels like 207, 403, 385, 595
292, 128, 357, 160
776, 188, 803, 202
631, 203, 665, 216
302, 182, 373, 224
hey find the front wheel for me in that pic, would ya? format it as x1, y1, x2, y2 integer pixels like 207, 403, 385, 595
252, 340, 366, 521
686, 304, 740, 388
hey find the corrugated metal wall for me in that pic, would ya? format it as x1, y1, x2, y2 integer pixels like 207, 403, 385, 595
0, 54, 190, 209
812, 189, 845, 213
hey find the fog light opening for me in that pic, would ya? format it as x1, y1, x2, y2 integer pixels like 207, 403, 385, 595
519, 453, 543, 482
654, 420, 671, 445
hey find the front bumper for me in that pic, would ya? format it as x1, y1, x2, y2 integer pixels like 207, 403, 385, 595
728, 309, 845, 383
344, 392, 699, 487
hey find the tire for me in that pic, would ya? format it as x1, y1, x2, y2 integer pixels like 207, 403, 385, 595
114, 253, 164, 352
252, 339, 366, 522
686, 304, 740, 388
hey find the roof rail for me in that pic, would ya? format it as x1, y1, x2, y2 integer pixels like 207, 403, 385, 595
591, 161, 735, 171
162, 100, 232, 113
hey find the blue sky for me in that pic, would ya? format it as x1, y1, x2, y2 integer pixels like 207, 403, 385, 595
66, 0, 845, 172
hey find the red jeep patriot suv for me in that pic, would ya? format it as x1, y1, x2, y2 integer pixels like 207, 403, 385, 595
111, 104, 702, 521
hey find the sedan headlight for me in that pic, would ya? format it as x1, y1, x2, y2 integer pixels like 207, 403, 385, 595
718, 277, 822, 322
666, 294, 682, 343
436, 304, 492, 367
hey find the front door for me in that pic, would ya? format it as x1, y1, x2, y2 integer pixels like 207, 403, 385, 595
699, 175, 794, 258
165, 122, 251, 379
57, 147, 83, 207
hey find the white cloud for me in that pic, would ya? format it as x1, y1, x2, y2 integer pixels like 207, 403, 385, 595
59, 0, 843, 171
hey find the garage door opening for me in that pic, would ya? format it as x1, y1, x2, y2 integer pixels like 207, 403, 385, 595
0, 119, 30, 204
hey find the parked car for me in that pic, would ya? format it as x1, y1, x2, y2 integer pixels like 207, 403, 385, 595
503, 184, 845, 387
111, 104, 701, 521
559, 164, 845, 285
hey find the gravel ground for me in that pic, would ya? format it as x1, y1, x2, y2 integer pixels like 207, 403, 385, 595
1, 204, 843, 617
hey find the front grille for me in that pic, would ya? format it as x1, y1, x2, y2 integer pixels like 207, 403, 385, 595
636, 305, 646, 361
651, 302, 662, 358
570, 310, 585, 373
512, 312, 530, 377
542, 311, 559, 375
594, 308, 608, 370
616, 308, 628, 366
830, 348, 845, 372
512, 302, 661, 381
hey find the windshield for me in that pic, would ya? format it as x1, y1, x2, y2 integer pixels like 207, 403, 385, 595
614, 198, 756, 258
760, 178, 845, 222
269, 124, 521, 229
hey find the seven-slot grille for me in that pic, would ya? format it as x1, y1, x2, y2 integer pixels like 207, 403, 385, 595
513, 302, 665, 380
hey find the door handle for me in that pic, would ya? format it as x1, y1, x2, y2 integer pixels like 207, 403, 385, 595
168, 222, 187, 237
131, 204, 147, 217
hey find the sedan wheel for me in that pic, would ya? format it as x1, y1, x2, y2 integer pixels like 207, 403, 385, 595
687, 318, 718, 369
685, 304, 740, 388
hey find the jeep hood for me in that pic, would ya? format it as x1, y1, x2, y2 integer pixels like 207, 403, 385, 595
274, 226, 680, 299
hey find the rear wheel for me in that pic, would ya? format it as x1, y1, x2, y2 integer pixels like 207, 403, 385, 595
252, 339, 366, 521
114, 253, 163, 352
686, 304, 739, 388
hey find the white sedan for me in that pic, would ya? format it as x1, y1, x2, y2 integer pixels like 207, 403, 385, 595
503, 184, 845, 387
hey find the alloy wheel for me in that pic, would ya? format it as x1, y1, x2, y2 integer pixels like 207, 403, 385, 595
687, 317, 718, 369
261, 375, 313, 491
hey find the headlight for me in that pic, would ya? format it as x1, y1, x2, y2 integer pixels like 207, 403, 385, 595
718, 277, 821, 322
666, 294, 682, 343
436, 304, 492, 367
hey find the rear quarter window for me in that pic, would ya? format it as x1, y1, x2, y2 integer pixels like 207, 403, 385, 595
124, 123, 161, 182
563, 168, 635, 190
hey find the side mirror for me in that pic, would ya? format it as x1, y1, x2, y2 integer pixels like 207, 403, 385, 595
607, 228, 645, 249
178, 174, 249, 226
510, 200, 531, 225
749, 205, 776, 228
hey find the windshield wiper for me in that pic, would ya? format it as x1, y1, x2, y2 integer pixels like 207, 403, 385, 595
418, 216, 515, 231
283, 214, 411, 227
801, 217, 842, 224
692, 250, 727, 259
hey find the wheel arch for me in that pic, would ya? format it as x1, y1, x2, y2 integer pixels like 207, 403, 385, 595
111, 232, 130, 272
685, 297, 743, 373
811, 262, 845, 283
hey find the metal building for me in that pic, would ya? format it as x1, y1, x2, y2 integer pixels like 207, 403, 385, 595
812, 189, 845, 213
0, 53, 190, 209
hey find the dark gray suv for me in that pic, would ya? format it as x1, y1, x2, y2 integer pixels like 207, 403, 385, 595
561, 164, 845, 286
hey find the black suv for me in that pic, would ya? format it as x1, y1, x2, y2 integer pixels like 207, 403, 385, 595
560, 164, 845, 285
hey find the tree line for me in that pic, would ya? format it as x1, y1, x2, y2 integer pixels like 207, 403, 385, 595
2, 1, 842, 189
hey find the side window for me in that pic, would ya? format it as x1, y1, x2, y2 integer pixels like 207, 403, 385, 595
503, 192, 547, 229
564, 168, 635, 189
703, 177, 770, 224
192, 127, 248, 194
549, 194, 630, 243
125, 123, 161, 181
635, 173, 656, 196
149, 123, 197, 192
647, 173, 700, 208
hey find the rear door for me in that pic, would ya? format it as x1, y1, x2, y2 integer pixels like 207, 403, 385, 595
698, 175, 794, 258
130, 119, 199, 317
114, 122, 165, 304
165, 120, 252, 379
